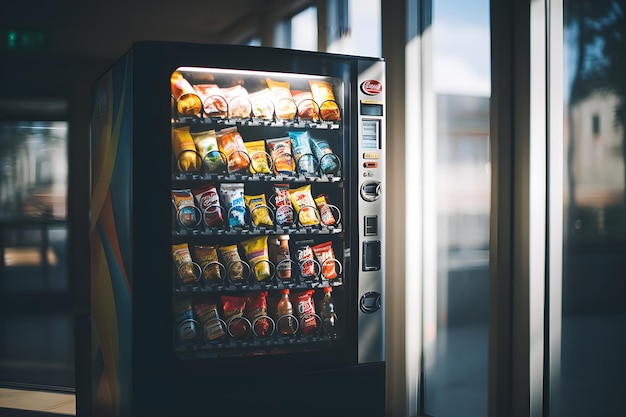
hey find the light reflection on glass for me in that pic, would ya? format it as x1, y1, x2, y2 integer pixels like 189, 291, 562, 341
556, 1, 626, 416
424, 0, 490, 416
0, 121, 68, 289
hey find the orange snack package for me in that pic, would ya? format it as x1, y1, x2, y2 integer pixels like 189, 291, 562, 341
266, 137, 295, 176
216, 127, 250, 173
309, 80, 341, 121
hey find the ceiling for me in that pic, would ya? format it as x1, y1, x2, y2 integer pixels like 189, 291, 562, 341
2, 0, 311, 61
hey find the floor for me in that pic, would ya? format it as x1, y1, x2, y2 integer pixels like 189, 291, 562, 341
0, 388, 75, 415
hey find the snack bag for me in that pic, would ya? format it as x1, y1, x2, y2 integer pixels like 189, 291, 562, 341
309, 80, 341, 121
245, 291, 271, 337
249, 88, 275, 120
219, 183, 246, 227
240, 235, 271, 282
288, 130, 317, 176
191, 129, 226, 173
295, 239, 317, 279
292, 90, 319, 121
309, 136, 340, 175
193, 302, 226, 341
172, 126, 201, 172
289, 184, 320, 226
266, 137, 295, 176
266, 78, 297, 120
216, 127, 250, 173
218, 244, 246, 283
273, 183, 294, 225
194, 245, 222, 283
244, 193, 273, 227
174, 297, 200, 342
221, 295, 249, 339
312, 241, 338, 279
170, 71, 202, 116
221, 85, 251, 119
244, 139, 271, 175
194, 84, 227, 118
314, 194, 337, 226
293, 289, 318, 335
192, 183, 224, 227
172, 243, 198, 284
172, 189, 199, 228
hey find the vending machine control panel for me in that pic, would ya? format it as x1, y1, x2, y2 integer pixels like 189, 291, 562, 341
356, 61, 385, 365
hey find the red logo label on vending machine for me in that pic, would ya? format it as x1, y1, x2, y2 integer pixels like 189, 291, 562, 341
360, 80, 383, 96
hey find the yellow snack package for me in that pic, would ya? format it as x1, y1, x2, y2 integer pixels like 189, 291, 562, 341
289, 184, 320, 226
244, 193, 274, 227
172, 126, 201, 172
170, 71, 202, 116
266, 78, 297, 120
240, 235, 271, 282
244, 139, 271, 175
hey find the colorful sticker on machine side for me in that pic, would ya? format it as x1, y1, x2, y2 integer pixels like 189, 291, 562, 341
360, 80, 383, 96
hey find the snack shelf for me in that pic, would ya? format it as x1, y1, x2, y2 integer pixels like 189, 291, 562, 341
172, 225, 343, 237
174, 333, 336, 360
173, 275, 344, 295
172, 117, 341, 131
171, 172, 343, 183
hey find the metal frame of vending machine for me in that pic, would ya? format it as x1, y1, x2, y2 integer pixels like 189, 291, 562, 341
89, 41, 385, 417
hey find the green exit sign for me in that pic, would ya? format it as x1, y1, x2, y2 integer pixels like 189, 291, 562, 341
4, 29, 48, 52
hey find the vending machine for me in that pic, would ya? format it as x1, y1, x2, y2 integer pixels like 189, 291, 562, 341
90, 41, 385, 417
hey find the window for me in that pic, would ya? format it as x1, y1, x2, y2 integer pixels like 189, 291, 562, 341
422, 0, 491, 416
0, 119, 73, 392
554, 1, 626, 415
592, 113, 600, 136
326, 0, 350, 44
274, 6, 318, 51
326, 0, 380, 57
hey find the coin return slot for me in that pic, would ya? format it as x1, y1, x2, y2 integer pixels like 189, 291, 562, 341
360, 181, 381, 202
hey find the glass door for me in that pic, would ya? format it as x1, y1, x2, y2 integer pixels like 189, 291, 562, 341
169, 66, 348, 361
551, 0, 626, 415
422, 0, 491, 415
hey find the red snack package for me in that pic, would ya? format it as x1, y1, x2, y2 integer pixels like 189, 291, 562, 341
294, 289, 318, 335
295, 239, 317, 279
221, 295, 249, 339
193, 183, 224, 227
273, 183, 294, 225
312, 241, 338, 279
245, 291, 271, 337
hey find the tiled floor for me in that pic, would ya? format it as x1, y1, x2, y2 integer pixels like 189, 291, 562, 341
0, 388, 75, 415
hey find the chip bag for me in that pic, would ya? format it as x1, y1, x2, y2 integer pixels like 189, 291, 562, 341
240, 235, 271, 282
289, 184, 320, 226
244, 193, 273, 227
